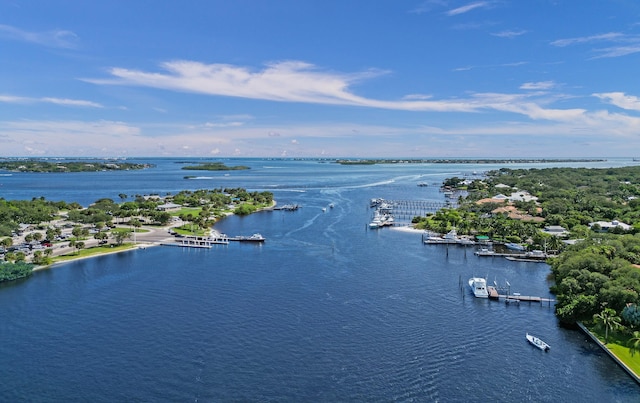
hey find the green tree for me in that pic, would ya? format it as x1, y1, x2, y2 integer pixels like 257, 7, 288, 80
628, 331, 640, 357
1, 237, 12, 248
113, 230, 132, 245
622, 304, 640, 329
75, 241, 85, 255
593, 307, 622, 344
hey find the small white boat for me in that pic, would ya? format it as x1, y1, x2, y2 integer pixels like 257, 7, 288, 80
505, 242, 526, 251
526, 333, 550, 351
468, 277, 489, 298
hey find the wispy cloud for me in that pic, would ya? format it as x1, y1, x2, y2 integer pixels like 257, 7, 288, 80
0, 94, 102, 108
0, 120, 141, 156
550, 32, 640, 58
0, 24, 78, 48
409, 0, 447, 14
492, 30, 527, 38
87, 60, 544, 115
593, 92, 640, 111
550, 32, 624, 47
520, 81, 556, 90
592, 44, 640, 58
84, 59, 640, 139
446, 1, 489, 16
453, 61, 527, 71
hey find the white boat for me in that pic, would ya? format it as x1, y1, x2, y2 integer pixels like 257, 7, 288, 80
468, 277, 489, 298
526, 333, 550, 351
424, 229, 458, 244
505, 242, 526, 251
369, 217, 383, 229
230, 233, 265, 242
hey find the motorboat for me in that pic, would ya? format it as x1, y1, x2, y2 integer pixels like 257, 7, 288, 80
468, 277, 489, 298
505, 242, 526, 251
526, 333, 550, 351
230, 233, 265, 242
369, 210, 384, 229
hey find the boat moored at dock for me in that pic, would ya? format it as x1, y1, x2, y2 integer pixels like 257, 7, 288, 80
469, 277, 489, 298
229, 233, 265, 242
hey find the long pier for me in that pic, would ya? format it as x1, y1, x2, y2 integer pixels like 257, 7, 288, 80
371, 199, 455, 224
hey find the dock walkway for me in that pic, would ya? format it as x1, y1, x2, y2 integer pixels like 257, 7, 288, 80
486, 285, 554, 306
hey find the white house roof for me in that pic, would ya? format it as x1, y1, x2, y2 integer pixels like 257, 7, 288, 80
589, 220, 631, 231
508, 191, 538, 202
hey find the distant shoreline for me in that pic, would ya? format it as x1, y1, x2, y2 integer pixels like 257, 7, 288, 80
335, 158, 606, 165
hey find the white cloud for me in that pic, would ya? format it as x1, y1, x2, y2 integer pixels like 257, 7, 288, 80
592, 44, 640, 58
593, 92, 640, 111
492, 30, 527, 38
82, 60, 640, 136
550, 32, 624, 47
446, 2, 489, 16
550, 32, 640, 58
86, 59, 537, 114
88, 60, 390, 107
40, 98, 103, 108
0, 24, 78, 48
0, 94, 103, 108
520, 81, 556, 90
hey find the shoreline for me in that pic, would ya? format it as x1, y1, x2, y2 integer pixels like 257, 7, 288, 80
33, 243, 154, 272
30, 200, 279, 271
390, 225, 423, 234
578, 322, 640, 385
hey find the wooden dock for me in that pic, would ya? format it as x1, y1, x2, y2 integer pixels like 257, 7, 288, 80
486, 285, 554, 306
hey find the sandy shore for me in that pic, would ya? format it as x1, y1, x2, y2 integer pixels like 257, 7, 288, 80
390, 225, 425, 234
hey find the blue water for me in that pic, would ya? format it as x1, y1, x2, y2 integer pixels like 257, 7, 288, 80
1, 158, 639, 402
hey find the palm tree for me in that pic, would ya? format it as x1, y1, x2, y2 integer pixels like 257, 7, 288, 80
593, 307, 622, 344
628, 331, 640, 357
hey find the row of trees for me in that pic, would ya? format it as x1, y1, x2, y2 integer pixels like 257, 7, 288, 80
0, 188, 274, 238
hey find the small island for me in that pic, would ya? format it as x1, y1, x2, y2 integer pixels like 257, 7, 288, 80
0, 160, 153, 173
181, 162, 250, 171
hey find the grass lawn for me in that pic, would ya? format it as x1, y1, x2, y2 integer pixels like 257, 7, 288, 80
587, 324, 640, 375
52, 244, 137, 262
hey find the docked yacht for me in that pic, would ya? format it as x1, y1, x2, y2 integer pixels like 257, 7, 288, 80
468, 277, 489, 298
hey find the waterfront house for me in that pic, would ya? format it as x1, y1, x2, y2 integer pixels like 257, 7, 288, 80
543, 225, 569, 237
589, 220, 631, 232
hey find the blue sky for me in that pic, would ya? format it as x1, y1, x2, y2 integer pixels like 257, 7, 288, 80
2, 1, 640, 158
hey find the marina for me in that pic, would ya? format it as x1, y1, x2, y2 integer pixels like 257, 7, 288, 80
369, 198, 454, 224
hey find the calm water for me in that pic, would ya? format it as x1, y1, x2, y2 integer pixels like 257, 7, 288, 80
1, 158, 639, 402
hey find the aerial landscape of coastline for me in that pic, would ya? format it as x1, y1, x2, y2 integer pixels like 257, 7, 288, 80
2, 159, 640, 388
2, 1, 640, 401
